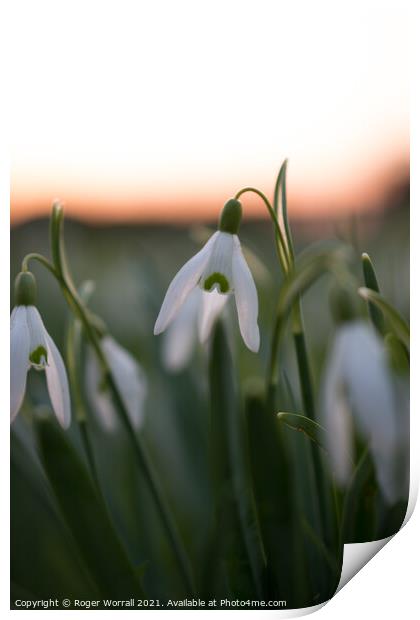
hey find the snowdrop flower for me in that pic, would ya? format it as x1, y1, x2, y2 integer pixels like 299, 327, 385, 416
86, 336, 147, 431
162, 286, 228, 372
321, 318, 400, 504
154, 199, 260, 352
10, 271, 71, 428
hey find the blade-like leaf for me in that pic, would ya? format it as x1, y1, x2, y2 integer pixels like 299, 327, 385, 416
273, 159, 294, 265
272, 246, 350, 334
204, 322, 261, 598
246, 390, 311, 605
35, 416, 145, 599
341, 449, 378, 543
277, 412, 328, 453
361, 253, 385, 334
358, 287, 409, 351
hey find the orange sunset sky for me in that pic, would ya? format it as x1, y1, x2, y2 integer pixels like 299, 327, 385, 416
10, 1, 409, 225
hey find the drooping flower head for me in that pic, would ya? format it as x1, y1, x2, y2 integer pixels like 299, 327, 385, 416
321, 287, 401, 504
10, 271, 71, 428
86, 335, 147, 431
154, 199, 260, 352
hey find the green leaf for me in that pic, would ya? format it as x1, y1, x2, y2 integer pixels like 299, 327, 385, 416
341, 449, 378, 543
245, 390, 302, 604
277, 411, 345, 591
384, 332, 409, 375
276, 245, 350, 324
204, 322, 262, 598
277, 412, 328, 453
273, 159, 294, 265
361, 253, 385, 334
34, 416, 145, 599
358, 287, 409, 351
300, 518, 341, 575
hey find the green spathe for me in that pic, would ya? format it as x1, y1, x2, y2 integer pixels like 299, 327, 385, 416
14, 271, 37, 306
218, 198, 242, 234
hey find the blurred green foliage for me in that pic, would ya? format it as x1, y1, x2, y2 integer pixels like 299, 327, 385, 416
10, 201, 409, 609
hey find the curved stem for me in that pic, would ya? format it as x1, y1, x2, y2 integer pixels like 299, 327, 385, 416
69, 288, 195, 594
66, 314, 101, 489
234, 187, 291, 274
22, 253, 57, 277
267, 312, 283, 393
45, 212, 196, 595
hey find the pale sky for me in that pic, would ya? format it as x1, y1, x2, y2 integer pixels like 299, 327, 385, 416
9, 0, 409, 222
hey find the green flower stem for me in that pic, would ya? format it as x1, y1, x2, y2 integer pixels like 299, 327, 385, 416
267, 298, 318, 493
268, 300, 316, 422
291, 302, 315, 420
101, 372, 196, 597
65, 318, 88, 424
267, 310, 283, 400
21, 252, 100, 489
22, 208, 196, 596
234, 187, 291, 274
65, 315, 101, 489
21, 253, 57, 277
79, 419, 100, 488
60, 283, 196, 597
269, 159, 332, 545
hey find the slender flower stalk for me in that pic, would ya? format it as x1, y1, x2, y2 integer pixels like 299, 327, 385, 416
237, 166, 331, 548
10, 271, 71, 428
20, 203, 196, 596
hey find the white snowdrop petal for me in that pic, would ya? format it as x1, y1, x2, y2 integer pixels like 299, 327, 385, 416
103, 337, 147, 430
371, 433, 399, 505
10, 306, 30, 421
340, 324, 396, 437
339, 322, 399, 503
323, 321, 400, 504
154, 233, 218, 335
162, 287, 200, 372
85, 346, 117, 431
232, 236, 260, 352
26, 306, 48, 361
198, 290, 228, 343
201, 232, 234, 292
45, 333, 71, 429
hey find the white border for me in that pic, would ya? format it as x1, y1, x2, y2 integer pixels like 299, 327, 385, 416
3, 0, 417, 617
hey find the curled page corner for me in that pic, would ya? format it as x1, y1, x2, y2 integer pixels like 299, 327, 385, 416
335, 536, 392, 594
335, 478, 417, 598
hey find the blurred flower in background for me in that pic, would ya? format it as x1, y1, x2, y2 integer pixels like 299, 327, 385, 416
321, 319, 407, 504
161, 287, 228, 372
85, 336, 147, 431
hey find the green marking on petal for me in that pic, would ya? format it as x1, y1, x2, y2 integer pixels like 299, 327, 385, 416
203, 272, 230, 293
29, 346, 48, 369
